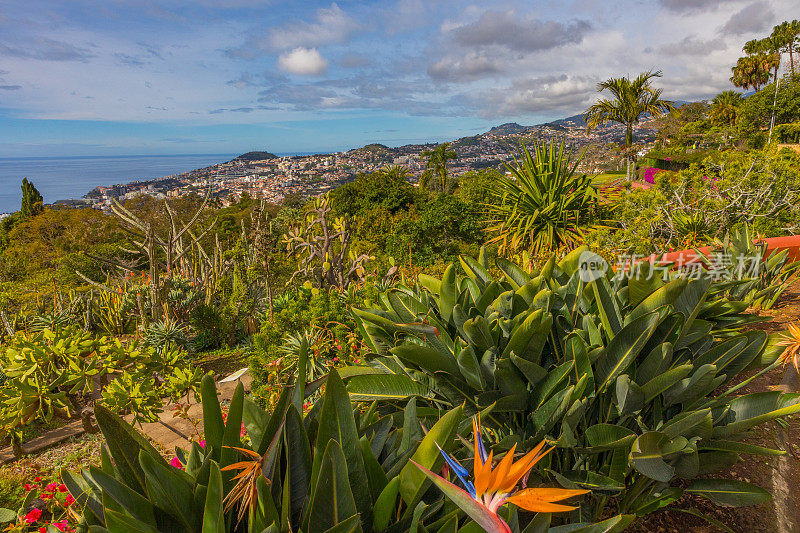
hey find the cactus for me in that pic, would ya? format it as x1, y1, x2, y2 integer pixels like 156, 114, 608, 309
284, 195, 372, 290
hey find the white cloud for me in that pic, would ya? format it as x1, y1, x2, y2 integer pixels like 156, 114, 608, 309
278, 47, 328, 76
269, 3, 358, 50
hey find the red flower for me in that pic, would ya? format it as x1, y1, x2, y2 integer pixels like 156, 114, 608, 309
58, 484, 68, 492
24, 508, 42, 523
65, 494, 76, 506
39, 527, 47, 533
25, 483, 33, 491
54, 520, 69, 531
41, 492, 52, 499
46, 482, 57, 492
34, 477, 42, 482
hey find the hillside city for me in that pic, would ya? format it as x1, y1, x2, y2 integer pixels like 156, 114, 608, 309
74, 114, 655, 209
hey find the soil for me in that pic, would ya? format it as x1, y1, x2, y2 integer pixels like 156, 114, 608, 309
628, 281, 800, 533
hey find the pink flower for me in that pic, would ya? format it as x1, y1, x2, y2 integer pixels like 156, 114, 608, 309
199, 439, 206, 448
240, 423, 247, 438
54, 520, 69, 532
41, 492, 52, 500
24, 508, 42, 524
170, 456, 183, 469
46, 482, 57, 492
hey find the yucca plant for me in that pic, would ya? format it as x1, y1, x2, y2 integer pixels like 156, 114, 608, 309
347, 247, 798, 525
487, 140, 609, 257
694, 224, 799, 309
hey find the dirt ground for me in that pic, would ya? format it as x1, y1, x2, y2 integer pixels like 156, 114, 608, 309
628, 281, 800, 533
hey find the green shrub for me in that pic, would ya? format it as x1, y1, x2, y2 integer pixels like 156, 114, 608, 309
64, 367, 621, 531
249, 287, 359, 401
347, 249, 796, 522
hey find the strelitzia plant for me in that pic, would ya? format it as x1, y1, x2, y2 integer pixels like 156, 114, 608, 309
412, 417, 589, 533
777, 323, 800, 373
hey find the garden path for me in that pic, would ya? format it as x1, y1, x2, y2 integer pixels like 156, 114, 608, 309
132, 369, 252, 454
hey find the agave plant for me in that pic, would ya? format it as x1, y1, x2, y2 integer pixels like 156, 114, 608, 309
144, 316, 193, 353
29, 311, 75, 332
487, 140, 608, 256
694, 224, 799, 309
347, 247, 798, 524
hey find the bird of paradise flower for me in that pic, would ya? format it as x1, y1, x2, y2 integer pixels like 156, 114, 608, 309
412, 417, 588, 533
777, 323, 800, 374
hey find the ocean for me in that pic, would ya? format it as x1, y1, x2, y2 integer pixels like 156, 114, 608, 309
0, 153, 240, 214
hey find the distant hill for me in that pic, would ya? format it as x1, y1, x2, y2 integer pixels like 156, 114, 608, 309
487, 123, 532, 135
545, 113, 586, 127
235, 151, 278, 161
356, 143, 391, 153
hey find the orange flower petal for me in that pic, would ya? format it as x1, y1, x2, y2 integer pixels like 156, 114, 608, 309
488, 444, 516, 493
505, 487, 589, 513
499, 441, 551, 493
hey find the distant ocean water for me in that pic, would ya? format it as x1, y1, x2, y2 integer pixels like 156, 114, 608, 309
0, 152, 316, 215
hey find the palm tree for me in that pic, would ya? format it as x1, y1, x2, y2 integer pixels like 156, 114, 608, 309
584, 70, 675, 181
710, 90, 743, 127
420, 142, 458, 193
730, 55, 771, 92
773, 20, 800, 74
376, 164, 410, 181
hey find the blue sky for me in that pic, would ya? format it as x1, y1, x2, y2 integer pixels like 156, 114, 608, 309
0, 0, 793, 157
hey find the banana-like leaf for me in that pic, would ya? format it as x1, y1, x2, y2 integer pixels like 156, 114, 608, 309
310, 370, 372, 526
201, 461, 224, 533
305, 440, 359, 532
595, 312, 661, 392
685, 479, 771, 507
345, 373, 430, 401
631, 432, 674, 483
399, 405, 463, 509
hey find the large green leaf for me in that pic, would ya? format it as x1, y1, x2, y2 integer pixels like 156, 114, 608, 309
310, 370, 372, 526
631, 432, 674, 483
305, 440, 359, 532
626, 279, 687, 325
595, 311, 661, 392
713, 391, 800, 438
284, 406, 312, 522
345, 373, 430, 401
685, 479, 771, 507
85, 466, 156, 528
399, 405, 463, 509
592, 278, 623, 340
201, 462, 224, 533
390, 344, 460, 376
138, 450, 198, 531
93, 404, 166, 496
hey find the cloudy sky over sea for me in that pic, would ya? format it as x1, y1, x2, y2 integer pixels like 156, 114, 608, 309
0, 0, 795, 156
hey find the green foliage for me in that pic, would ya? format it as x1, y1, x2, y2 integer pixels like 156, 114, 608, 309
694, 224, 800, 309
589, 148, 800, 253
68, 365, 614, 531
0, 327, 203, 438
421, 142, 458, 193
249, 287, 360, 401
20, 179, 43, 219
328, 171, 485, 268
349, 249, 797, 520
487, 140, 607, 256
738, 73, 800, 136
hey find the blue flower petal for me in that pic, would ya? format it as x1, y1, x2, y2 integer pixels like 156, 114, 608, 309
436, 444, 475, 497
